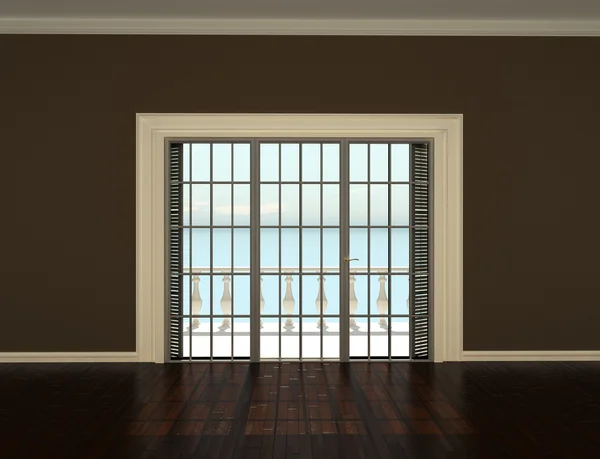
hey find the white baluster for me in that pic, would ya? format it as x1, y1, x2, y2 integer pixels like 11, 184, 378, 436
376, 274, 388, 329
349, 274, 359, 332
191, 275, 202, 330
260, 277, 265, 329
219, 275, 231, 331
283, 275, 295, 332
315, 275, 328, 330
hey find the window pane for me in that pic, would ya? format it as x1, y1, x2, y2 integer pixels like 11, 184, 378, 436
190, 274, 211, 316
322, 229, 340, 272
322, 143, 340, 182
281, 184, 299, 226
391, 144, 410, 182
233, 318, 250, 358
212, 184, 231, 226
233, 143, 250, 182
182, 183, 190, 226
233, 229, 250, 270
190, 318, 210, 358
391, 317, 410, 357
212, 144, 232, 182
212, 229, 231, 270
281, 229, 300, 270
260, 184, 279, 226
370, 274, 389, 316
281, 144, 300, 182
301, 318, 320, 359
191, 184, 210, 226
302, 185, 320, 225
302, 229, 321, 272
370, 325, 388, 357
391, 228, 410, 268
261, 275, 279, 316
349, 274, 368, 316
281, 318, 300, 359
281, 275, 299, 317
322, 185, 339, 226
191, 143, 210, 182
349, 228, 368, 270
349, 185, 367, 226
260, 318, 279, 359
302, 143, 320, 181
260, 228, 279, 269
391, 185, 410, 226
370, 185, 388, 226
261, 143, 279, 181
370, 144, 388, 182
233, 184, 250, 226
322, 274, 339, 316
232, 275, 250, 316
190, 228, 210, 269
390, 275, 410, 315
183, 143, 190, 182
350, 143, 368, 182
212, 275, 233, 316
213, 320, 232, 358
370, 228, 388, 270
323, 317, 340, 359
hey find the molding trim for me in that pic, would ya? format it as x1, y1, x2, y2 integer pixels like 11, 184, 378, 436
463, 351, 600, 362
137, 113, 463, 363
1, 18, 600, 36
0, 352, 139, 363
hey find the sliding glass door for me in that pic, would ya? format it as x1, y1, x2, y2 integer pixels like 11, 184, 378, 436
168, 140, 431, 361
257, 142, 342, 360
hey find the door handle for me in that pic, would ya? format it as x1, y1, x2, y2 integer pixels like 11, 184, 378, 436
344, 257, 359, 263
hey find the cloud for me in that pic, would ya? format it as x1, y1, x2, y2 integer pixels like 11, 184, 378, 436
182, 201, 209, 213
210, 203, 282, 215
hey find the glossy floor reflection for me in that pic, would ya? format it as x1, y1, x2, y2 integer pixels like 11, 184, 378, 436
1, 362, 600, 458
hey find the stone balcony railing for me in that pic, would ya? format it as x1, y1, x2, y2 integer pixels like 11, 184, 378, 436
183, 267, 409, 333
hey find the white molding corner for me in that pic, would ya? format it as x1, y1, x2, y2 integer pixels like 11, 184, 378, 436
1, 18, 600, 36
462, 351, 600, 362
136, 113, 463, 363
0, 352, 139, 363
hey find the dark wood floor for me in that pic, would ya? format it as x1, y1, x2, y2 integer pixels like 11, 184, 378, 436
1, 362, 600, 458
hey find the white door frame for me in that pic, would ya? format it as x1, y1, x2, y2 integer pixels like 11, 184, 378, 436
136, 114, 463, 363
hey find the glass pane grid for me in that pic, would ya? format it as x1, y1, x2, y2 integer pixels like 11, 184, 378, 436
171, 140, 428, 362
174, 142, 254, 361
259, 141, 341, 360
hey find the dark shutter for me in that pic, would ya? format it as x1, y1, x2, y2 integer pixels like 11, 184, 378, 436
411, 143, 431, 359
169, 143, 184, 360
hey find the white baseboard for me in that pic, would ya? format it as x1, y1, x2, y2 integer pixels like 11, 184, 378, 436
0, 352, 139, 363
462, 351, 600, 362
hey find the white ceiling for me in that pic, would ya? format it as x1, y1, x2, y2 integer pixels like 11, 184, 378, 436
2, 0, 600, 21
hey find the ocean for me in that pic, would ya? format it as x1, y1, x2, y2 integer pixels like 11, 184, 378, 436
179, 227, 411, 318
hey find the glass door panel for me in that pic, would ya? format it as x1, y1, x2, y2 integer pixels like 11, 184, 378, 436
259, 142, 341, 360
348, 143, 414, 359
176, 142, 252, 360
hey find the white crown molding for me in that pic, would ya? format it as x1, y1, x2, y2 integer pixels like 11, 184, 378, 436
1, 18, 600, 36
463, 351, 600, 361
0, 352, 139, 363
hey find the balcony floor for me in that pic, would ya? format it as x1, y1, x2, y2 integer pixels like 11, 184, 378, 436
181, 320, 410, 359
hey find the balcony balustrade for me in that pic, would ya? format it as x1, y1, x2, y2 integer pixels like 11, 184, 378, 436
184, 267, 410, 334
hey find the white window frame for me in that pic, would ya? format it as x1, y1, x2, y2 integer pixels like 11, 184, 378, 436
136, 114, 463, 363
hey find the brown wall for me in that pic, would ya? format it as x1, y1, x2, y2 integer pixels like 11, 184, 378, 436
1, 35, 599, 353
